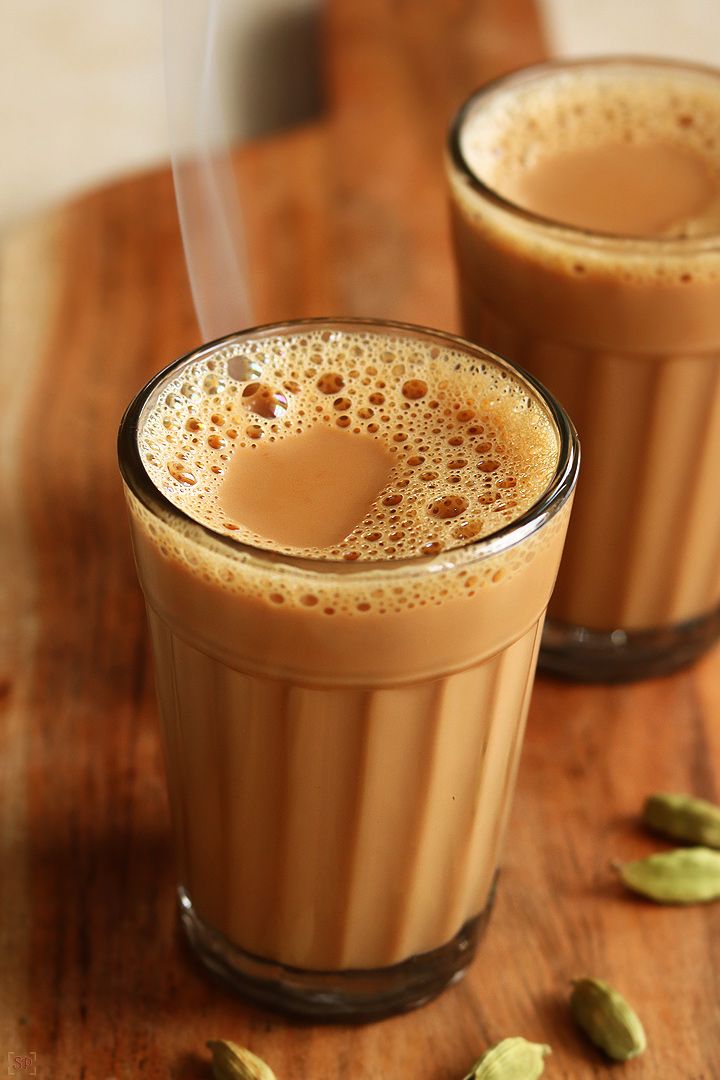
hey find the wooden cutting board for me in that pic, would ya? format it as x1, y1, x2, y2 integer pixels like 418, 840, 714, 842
2, 1, 719, 1076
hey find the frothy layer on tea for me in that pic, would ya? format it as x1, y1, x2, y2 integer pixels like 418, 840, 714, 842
460, 64, 720, 239
139, 328, 558, 562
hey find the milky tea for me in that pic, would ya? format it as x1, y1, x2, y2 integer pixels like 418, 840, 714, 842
448, 59, 720, 680
118, 320, 577, 1017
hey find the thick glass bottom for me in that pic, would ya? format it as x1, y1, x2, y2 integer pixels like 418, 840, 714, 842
178, 883, 495, 1021
540, 605, 720, 683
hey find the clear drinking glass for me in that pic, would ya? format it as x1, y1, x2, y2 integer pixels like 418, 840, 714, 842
118, 318, 578, 1018
447, 58, 720, 682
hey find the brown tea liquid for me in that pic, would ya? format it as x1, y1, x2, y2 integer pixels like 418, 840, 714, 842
126, 325, 570, 983
449, 62, 720, 654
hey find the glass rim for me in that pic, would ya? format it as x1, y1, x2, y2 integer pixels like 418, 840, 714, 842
447, 55, 720, 253
117, 317, 579, 578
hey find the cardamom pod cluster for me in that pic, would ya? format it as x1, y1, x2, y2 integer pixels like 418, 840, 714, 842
570, 978, 646, 1062
207, 1040, 277, 1080
642, 792, 720, 848
463, 1036, 550, 1079
618, 846, 720, 903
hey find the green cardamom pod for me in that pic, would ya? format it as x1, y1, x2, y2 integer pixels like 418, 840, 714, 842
464, 1036, 551, 1079
570, 978, 646, 1062
207, 1040, 277, 1080
618, 846, 720, 903
642, 792, 720, 848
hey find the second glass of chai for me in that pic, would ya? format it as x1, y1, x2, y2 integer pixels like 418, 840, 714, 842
448, 58, 720, 681
118, 318, 577, 1019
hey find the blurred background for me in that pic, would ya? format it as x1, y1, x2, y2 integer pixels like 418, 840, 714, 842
2, 0, 718, 233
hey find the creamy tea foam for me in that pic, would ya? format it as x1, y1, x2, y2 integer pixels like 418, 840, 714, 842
139, 327, 558, 563
460, 63, 720, 240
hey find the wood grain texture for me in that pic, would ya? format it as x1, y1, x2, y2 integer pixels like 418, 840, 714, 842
2, 0, 720, 1077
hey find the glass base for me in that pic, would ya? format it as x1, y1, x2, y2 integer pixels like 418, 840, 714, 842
178, 883, 495, 1021
540, 605, 720, 683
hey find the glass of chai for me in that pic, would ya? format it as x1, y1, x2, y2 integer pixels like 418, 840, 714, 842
447, 58, 720, 682
118, 318, 578, 1019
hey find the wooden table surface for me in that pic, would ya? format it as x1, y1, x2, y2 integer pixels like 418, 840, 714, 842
2, 2, 720, 1077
